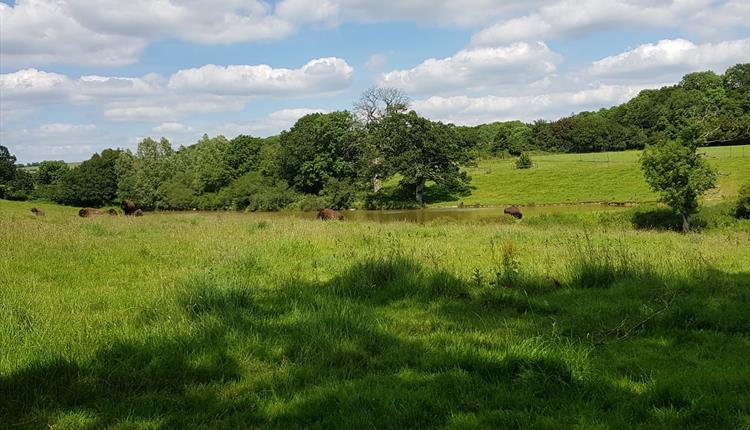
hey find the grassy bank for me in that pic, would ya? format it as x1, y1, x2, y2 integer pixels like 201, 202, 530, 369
1, 200, 749, 429
439, 145, 750, 206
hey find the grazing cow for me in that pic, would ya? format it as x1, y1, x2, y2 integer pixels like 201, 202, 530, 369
503, 205, 523, 220
31, 208, 45, 216
121, 199, 138, 216
317, 208, 344, 221
79, 208, 98, 217
134, 209, 144, 217
78, 208, 117, 217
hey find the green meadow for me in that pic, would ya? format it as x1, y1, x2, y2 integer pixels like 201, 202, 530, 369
444, 145, 750, 206
1, 147, 749, 429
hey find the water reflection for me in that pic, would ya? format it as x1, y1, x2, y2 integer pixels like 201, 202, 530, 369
283, 205, 628, 223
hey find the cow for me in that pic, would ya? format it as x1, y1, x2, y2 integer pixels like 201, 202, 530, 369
134, 209, 144, 217
30, 208, 45, 216
503, 205, 523, 220
121, 200, 138, 216
317, 208, 344, 221
78, 208, 117, 217
79, 208, 101, 217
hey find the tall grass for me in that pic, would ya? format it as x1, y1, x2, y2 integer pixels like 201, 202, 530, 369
1, 199, 749, 429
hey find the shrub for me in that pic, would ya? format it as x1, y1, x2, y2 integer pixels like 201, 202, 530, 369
735, 182, 750, 219
515, 152, 533, 169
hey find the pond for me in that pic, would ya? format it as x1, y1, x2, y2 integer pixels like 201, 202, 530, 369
276, 204, 630, 223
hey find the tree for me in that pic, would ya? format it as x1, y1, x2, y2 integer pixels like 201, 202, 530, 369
735, 182, 750, 219
0, 145, 17, 184
376, 110, 473, 205
36, 161, 69, 185
58, 149, 123, 207
4, 169, 34, 200
515, 152, 533, 169
640, 140, 717, 232
354, 86, 410, 124
279, 111, 363, 195
120, 137, 176, 209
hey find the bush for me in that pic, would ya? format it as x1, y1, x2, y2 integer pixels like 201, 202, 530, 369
515, 152, 533, 169
735, 183, 750, 219
220, 172, 296, 212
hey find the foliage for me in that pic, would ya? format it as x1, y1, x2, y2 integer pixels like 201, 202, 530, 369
375, 110, 474, 205
640, 140, 717, 231
735, 182, 750, 219
3, 169, 34, 201
0, 145, 16, 184
220, 172, 296, 212
57, 149, 122, 207
279, 111, 363, 194
515, 152, 533, 169
35, 161, 69, 185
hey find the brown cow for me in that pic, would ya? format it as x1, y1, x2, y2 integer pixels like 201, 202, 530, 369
31, 208, 45, 216
78, 208, 118, 217
317, 208, 344, 221
107, 208, 119, 216
503, 205, 523, 220
121, 199, 138, 216
79, 208, 101, 217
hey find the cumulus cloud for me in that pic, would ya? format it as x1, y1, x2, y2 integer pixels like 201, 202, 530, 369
0, 58, 353, 122
472, 0, 749, 46
587, 38, 750, 82
153, 122, 194, 133
412, 83, 665, 125
379, 42, 560, 96
0, 1, 146, 66
168, 58, 354, 96
212, 108, 331, 137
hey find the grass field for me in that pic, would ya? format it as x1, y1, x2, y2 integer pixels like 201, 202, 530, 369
441, 145, 750, 206
1, 198, 749, 429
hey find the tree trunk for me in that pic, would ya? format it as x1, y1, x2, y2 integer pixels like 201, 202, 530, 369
681, 213, 690, 233
373, 174, 382, 193
415, 178, 425, 206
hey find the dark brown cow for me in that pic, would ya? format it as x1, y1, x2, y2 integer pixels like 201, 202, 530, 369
31, 208, 45, 216
121, 199, 138, 216
79, 208, 101, 217
317, 208, 344, 221
503, 205, 523, 220
78, 208, 118, 217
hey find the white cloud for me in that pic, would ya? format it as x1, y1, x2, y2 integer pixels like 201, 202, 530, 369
412, 83, 665, 125
168, 58, 354, 96
472, 0, 750, 46
38, 123, 96, 135
213, 108, 331, 137
153, 122, 193, 133
365, 53, 387, 70
0, 1, 146, 66
587, 38, 750, 82
331, 0, 546, 27
0, 58, 354, 122
379, 42, 560, 95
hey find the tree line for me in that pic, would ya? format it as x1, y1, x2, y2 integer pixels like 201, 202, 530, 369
1, 64, 747, 212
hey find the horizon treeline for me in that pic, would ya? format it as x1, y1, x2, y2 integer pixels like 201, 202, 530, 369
1, 64, 747, 211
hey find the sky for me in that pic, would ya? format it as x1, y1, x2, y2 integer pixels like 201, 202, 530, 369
1, 0, 749, 163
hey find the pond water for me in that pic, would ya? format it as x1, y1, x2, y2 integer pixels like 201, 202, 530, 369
275, 204, 630, 223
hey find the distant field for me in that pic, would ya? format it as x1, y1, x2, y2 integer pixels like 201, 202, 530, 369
443, 145, 750, 206
1, 200, 749, 429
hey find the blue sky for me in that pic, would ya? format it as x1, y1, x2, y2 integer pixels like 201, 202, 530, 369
1, 0, 748, 162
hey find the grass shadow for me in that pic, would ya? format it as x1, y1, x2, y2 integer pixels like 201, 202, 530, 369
3, 257, 749, 428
